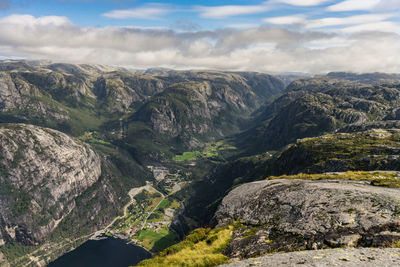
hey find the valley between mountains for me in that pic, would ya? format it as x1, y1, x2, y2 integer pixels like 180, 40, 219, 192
2, 60, 400, 266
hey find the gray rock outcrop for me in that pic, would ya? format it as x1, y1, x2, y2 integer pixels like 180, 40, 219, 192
0, 73, 69, 121
219, 248, 400, 267
0, 123, 101, 245
213, 179, 400, 259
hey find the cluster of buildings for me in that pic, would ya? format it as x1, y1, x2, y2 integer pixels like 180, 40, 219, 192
147, 166, 169, 181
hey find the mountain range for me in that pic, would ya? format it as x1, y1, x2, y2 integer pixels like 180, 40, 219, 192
1, 60, 400, 266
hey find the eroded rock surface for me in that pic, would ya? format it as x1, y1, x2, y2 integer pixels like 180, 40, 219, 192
219, 248, 400, 267
213, 179, 400, 259
0, 123, 101, 245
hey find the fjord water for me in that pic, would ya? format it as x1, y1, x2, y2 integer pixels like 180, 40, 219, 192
48, 237, 151, 267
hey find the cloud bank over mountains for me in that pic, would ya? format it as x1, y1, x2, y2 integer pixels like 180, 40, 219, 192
0, 0, 399, 73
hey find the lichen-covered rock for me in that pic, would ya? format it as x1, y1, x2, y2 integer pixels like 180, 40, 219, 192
219, 248, 400, 267
267, 129, 400, 175
213, 179, 400, 259
0, 123, 101, 245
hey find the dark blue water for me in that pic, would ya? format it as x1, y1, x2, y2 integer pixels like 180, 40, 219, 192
47, 237, 152, 267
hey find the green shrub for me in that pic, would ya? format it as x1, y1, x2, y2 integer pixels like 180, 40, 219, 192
136, 226, 232, 267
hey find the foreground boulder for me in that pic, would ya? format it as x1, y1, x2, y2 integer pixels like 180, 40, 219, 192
213, 179, 400, 259
219, 248, 400, 267
0, 123, 101, 245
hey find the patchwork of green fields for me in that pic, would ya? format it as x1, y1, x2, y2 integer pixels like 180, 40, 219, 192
173, 151, 202, 161
137, 228, 176, 252
173, 142, 236, 162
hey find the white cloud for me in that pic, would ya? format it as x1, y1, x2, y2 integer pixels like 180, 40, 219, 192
0, 14, 72, 26
373, 0, 400, 11
340, 21, 400, 34
227, 23, 260, 29
304, 37, 350, 49
195, 2, 270, 18
1, 14, 400, 73
103, 4, 171, 19
273, 0, 333, 6
305, 13, 397, 29
264, 15, 306, 25
265, 13, 399, 34
327, 0, 380, 11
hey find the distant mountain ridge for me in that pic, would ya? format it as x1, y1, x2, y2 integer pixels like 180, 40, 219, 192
0, 61, 286, 266
0, 61, 284, 150
2, 60, 400, 267
233, 73, 400, 155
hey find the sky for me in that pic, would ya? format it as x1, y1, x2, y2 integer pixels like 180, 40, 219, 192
0, 0, 399, 73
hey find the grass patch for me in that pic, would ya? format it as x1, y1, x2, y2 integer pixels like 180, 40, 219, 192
136, 226, 232, 267
168, 199, 181, 209
137, 228, 176, 252
202, 144, 218, 158
390, 240, 400, 248
215, 141, 237, 151
78, 131, 111, 145
267, 171, 400, 188
173, 151, 202, 162
146, 197, 164, 212
202, 142, 236, 159
172, 141, 237, 162
157, 199, 170, 210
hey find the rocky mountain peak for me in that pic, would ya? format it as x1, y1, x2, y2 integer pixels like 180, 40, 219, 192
0, 123, 101, 245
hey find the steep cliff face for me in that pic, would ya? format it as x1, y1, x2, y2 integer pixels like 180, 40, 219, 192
0, 62, 286, 151
213, 179, 400, 259
133, 82, 214, 138
132, 72, 284, 148
0, 72, 70, 122
237, 76, 400, 154
0, 123, 101, 245
0, 62, 168, 136
93, 72, 168, 113
0, 65, 100, 136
